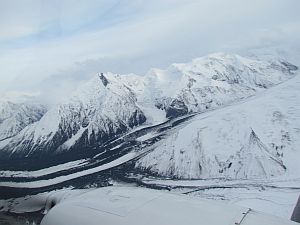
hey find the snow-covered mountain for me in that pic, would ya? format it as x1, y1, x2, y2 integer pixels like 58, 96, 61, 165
142, 53, 297, 118
0, 53, 297, 164
0, 100, 46, 141
0, 73, 146, 158
136, 72, 300, 179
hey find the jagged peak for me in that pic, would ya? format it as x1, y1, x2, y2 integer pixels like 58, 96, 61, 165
97, 72, 109, 87
249, 128, 258, 140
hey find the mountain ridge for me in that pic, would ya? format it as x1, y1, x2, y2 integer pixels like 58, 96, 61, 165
135, 73, 300, 179
0, 52, 298, 179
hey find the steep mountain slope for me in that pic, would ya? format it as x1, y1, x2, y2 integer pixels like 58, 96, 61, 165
0, 101, 46, 141
141, 53, 297, 118
135, 73, 300, 179
0, 53, 297, 161
0, 74, 146, 158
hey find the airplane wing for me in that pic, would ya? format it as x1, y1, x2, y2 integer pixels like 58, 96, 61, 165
41, 186, 297, 225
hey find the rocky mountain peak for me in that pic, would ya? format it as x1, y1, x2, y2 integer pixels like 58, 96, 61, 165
98, 72, 109, 87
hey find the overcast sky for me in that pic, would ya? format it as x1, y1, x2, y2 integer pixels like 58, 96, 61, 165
0, 0, 300, 104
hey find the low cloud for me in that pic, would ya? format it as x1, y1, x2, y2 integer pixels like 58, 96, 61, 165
0, 0, 299, 104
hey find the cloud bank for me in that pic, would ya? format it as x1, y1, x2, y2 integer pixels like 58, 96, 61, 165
0, 0, 299, 104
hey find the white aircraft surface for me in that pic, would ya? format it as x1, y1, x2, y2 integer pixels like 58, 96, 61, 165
41, 187, 297, 225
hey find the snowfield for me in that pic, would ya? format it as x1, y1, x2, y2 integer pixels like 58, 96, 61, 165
0, 159, 88, 178
136, 73, 300, 179
0, 152, 137, 188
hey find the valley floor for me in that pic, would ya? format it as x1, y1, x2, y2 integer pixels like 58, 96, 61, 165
137, 177, 300, 219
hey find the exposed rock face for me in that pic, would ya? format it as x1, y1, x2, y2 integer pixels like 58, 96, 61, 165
155, 98, 188, 119
98, 73, 109, 86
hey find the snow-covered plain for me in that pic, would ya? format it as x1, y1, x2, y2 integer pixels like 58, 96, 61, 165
190, 187, 299, 219
0, 159, 88, 178
133, 176, 300, 219
0, 152, 137, 188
